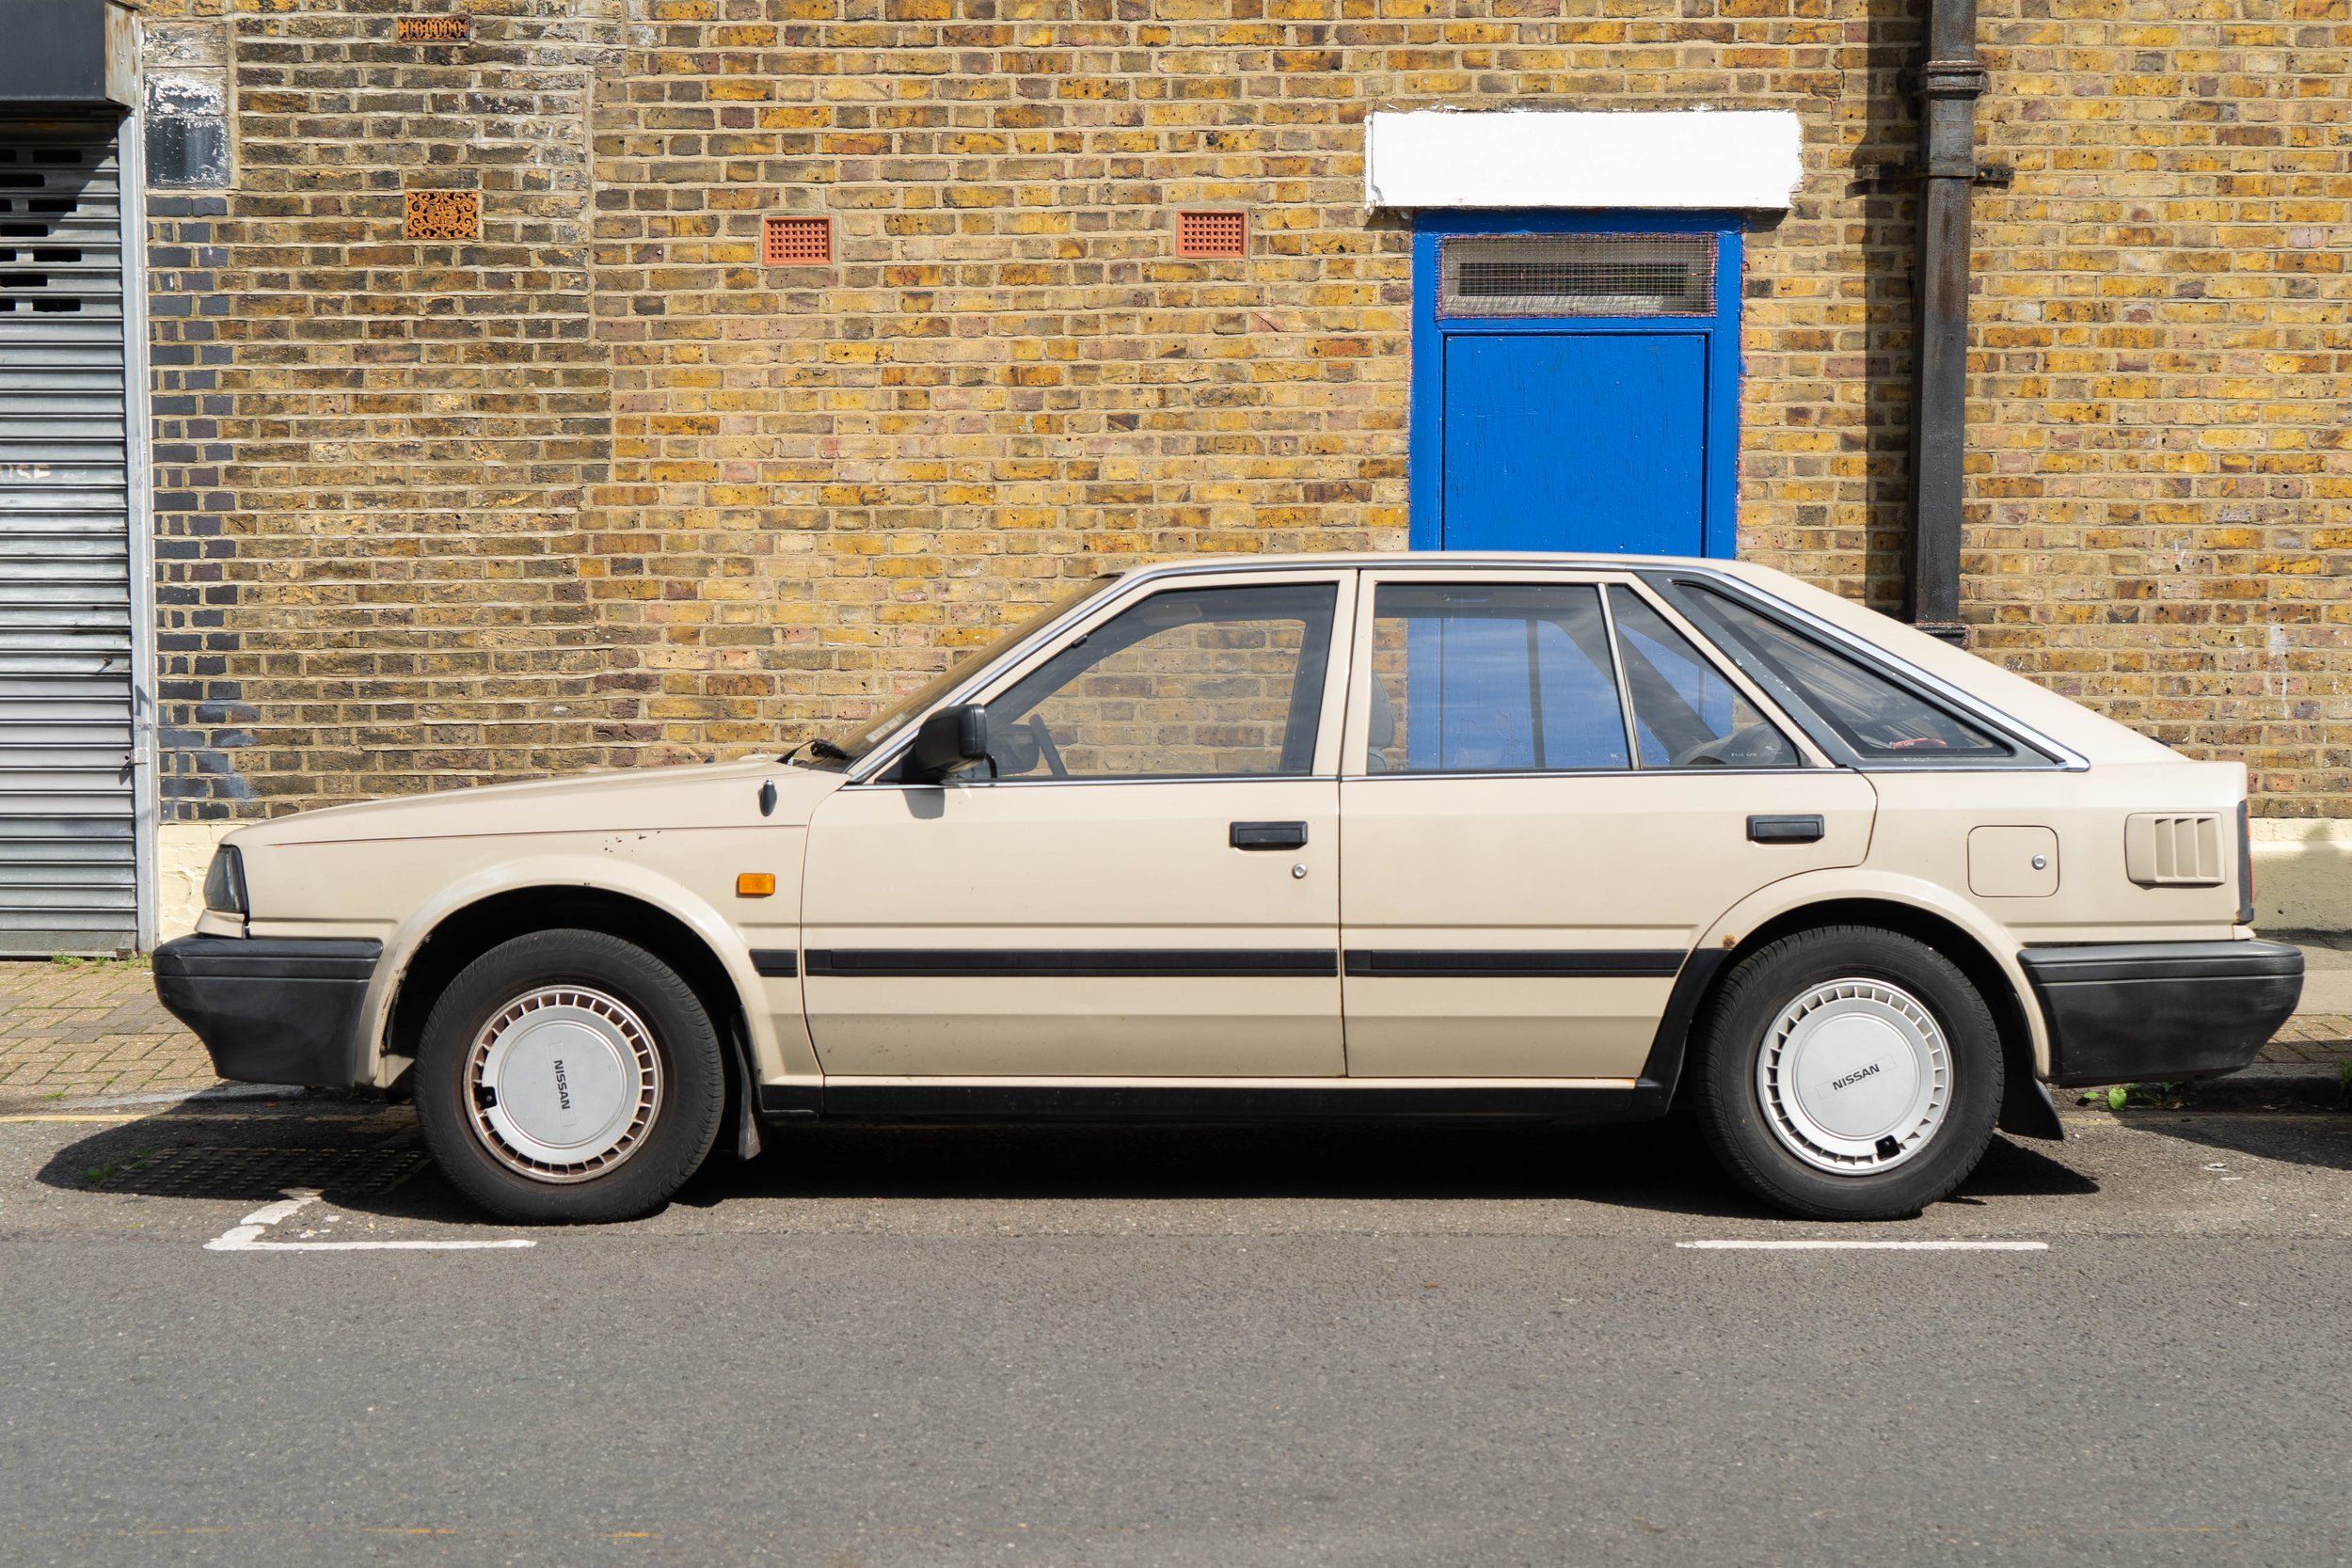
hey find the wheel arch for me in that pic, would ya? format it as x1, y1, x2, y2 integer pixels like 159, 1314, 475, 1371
360, 863, 795, 1110
1645, 881, 2056, 1139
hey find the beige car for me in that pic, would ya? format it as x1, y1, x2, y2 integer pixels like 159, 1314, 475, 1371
154, 554, 2303, 1223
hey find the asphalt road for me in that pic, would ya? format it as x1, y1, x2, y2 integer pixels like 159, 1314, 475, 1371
4, 1101, 2350, 1567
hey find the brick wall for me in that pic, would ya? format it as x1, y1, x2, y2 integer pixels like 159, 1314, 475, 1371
139, 0, 2352, 819
144, 0, 628, 816
1967, 0, 2352, 818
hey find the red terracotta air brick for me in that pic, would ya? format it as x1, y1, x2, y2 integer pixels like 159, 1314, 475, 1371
1176, 210, 1247, 259
763, 214, 833, 267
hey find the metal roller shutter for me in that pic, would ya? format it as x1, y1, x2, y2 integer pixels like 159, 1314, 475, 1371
0, 118, 136, 955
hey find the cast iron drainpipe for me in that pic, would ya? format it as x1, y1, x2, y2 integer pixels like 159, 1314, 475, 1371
1904, 0, 1990, 646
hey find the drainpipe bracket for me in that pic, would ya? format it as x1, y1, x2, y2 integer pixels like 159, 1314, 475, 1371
1910, 59, 1990, 100
1911, 622, 1969, 648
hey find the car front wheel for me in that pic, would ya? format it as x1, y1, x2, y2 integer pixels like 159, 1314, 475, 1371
1690, 925, 2002, 1221
415, 928, 727, 1223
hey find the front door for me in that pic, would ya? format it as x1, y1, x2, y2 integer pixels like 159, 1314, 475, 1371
1411, 220, 1740, 558
801, 573, 1354, 1079
1338, 569, 1877, 1079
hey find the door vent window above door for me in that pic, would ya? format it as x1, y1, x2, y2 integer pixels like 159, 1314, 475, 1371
1437, 234, 1716, 319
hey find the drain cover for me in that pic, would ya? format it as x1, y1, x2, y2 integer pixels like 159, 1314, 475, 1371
87, 1146, 429, 1198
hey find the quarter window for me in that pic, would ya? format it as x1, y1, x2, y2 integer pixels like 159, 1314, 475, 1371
1688, 590, 2010, 760
1365, 584, 1631, 773
980, 583, 1337, 780
1606, 588, 1800, 769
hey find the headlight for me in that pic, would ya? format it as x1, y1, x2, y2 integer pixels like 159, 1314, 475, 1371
202, 845, 247, 916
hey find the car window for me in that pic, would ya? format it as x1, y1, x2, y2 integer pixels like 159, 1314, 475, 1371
1606, 588, 1801, 769
817, 578, 1116, 767
1687, 589, 2011, 760
979, 582, 1339, 780
1365, 584, 1630, 773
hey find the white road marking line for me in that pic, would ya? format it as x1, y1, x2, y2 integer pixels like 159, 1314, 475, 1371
1677, 1239, 2047, 1251
204, 1188, 535, 1254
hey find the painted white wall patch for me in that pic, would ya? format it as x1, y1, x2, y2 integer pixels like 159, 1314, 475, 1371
1365, 109, 1804, 212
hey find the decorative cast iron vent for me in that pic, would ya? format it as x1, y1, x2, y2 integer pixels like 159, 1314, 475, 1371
404, 190, 479, 241
1438, 234, 1716, 318
1176, 210, 1248, 258
396, 16, 471, 41
763, 214, 833, 266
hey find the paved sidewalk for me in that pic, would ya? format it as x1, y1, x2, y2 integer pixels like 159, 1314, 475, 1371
0, 958, 216, 1110
4, 942, 2350, 1113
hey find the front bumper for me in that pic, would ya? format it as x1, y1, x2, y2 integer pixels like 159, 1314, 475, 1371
2020, 939, 2304, 1087
151, 936, 384, 1089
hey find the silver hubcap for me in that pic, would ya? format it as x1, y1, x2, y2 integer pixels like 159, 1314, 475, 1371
1756, 978, 1951, 1175
466, 986, 661, 1183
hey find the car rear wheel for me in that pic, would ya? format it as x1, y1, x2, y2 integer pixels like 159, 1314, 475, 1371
415, 928, 727, 1223
1691, 925, 2002, 1220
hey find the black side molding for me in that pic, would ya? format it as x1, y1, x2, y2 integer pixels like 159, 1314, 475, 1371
749, 949, 799, 978
1343, 950, 1684, 979
803, 949, 1338, 978
1747, 815, 1825, 844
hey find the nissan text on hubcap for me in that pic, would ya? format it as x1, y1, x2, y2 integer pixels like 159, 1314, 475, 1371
467, 986, 661, 1182
1755, 978, 1952, 1175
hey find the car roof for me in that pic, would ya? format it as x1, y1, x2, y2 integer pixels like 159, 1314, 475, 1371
1120, 550, 1732, 576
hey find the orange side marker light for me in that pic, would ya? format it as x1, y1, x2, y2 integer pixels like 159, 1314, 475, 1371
736, 873, 776, 898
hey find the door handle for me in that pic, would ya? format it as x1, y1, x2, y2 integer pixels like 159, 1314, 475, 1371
1748, 815, 1825, 845
1231, 821, 1310, 851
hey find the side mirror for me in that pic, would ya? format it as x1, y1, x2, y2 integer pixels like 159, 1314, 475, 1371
906, 703, 991, 784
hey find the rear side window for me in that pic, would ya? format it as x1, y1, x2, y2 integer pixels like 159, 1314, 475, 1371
1606, 588, 1800, 769
1690, 590, 2010, 760
1366, 583, 1630, 773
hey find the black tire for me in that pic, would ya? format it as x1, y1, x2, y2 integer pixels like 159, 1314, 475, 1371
1690, 925, 2002, 1221
414, 928, 726, 1224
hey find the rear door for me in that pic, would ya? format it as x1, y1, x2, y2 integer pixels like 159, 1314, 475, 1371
1338, 569, 1877, 1079
802, 571, 1354, 1079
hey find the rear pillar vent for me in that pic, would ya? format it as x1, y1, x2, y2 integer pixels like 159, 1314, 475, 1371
2124, 813, 2226, 886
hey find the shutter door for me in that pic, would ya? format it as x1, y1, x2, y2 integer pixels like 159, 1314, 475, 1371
0, 119, 136, 955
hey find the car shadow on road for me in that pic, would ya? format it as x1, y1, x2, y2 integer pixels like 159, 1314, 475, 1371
2103, 1110, 2352, 1174
675, 1115, 2100, 1216
28, 1100, 2103, 1226
29, 1100, 467, 1223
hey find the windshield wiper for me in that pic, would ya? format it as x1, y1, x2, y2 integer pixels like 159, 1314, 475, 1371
787, 736, 853, 765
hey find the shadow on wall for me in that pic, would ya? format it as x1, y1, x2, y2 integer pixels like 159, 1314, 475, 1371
2253, 824, 2352, 930
1855, 0, 1925, 618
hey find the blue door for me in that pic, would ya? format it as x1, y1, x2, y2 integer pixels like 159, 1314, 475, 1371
1439, 334, 1708, 554
1410, 215, 1741, 558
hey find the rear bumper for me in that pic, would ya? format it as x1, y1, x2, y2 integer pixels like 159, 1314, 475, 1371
151, 936, 384, 1089
2020, 939, 2304, 1087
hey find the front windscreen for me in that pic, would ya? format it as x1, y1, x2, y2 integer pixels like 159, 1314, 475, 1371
802, 578, 1118, 768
